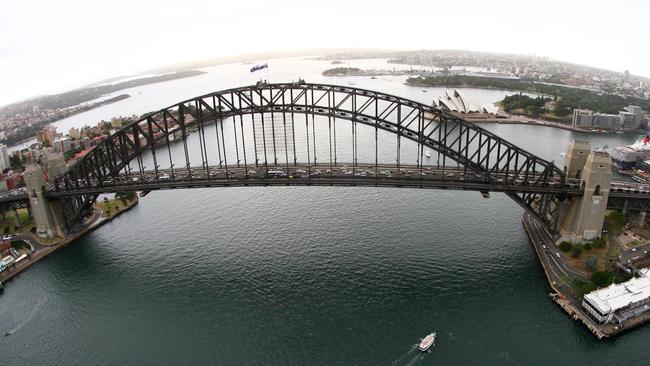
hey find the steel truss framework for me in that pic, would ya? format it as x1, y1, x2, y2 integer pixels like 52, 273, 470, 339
53, 82, 569, 230
608, 196, 650, 212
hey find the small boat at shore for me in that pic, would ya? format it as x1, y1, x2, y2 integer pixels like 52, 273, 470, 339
418, 332, 436, 352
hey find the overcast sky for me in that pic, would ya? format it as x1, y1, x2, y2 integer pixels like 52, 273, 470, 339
1, 0, 648, 106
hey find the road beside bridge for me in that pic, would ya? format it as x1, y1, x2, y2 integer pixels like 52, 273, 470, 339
522, 212, 650, 339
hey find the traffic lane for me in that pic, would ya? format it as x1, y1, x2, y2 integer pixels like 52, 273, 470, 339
528, 217, 589, 281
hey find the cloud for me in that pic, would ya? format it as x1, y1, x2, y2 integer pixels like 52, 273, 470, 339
1, 0, 648, 105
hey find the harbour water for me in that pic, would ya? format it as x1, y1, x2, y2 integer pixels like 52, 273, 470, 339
1, 58, 648, 365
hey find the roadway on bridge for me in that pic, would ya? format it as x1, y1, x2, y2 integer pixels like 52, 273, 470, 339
49, 163, 582, 197
35, 163, 650, 203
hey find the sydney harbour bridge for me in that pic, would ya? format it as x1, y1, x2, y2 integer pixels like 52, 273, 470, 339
3, 82, 650, 241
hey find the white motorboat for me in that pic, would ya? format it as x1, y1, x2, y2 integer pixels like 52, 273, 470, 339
418, 332, 436, 352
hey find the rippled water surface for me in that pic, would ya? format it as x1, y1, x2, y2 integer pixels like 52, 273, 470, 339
1, 58, 649, 365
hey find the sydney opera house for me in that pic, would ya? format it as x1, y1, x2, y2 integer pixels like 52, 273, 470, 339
434, 89, 498, 114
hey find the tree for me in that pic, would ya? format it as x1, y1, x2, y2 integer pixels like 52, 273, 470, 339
571, 244, 583, 258
584, 242, 593, 251
115, 191, 135, 204
593, 237, 606, 249
553, 101, 571, 117
559, 241, 572, 252
591, 271, 614, 287
585, 255, 598, 272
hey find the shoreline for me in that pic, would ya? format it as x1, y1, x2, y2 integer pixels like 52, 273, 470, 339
470, 117, 612, 133
407, 82, 546, 95
0, 197, 138, 285
522, 213, 650, 339
424, 110, 642, 135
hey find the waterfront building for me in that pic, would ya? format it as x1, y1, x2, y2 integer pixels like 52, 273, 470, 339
625, 105, 643, 118
435, 89, 497, 114
436, 89, 476, 113
582, 268, 650, 324
624, 105, 644, 129
593, 113, 621, 130
572, 109, 594, 129
619, 112, 636, 130
572, 106, 645, 131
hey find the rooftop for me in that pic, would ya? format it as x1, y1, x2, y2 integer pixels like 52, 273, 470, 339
584, 268, 650, 314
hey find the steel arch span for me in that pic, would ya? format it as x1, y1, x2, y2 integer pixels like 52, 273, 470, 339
53, 82, 566, 230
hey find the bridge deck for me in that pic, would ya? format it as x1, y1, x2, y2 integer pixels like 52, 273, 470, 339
48, 164, 577, 197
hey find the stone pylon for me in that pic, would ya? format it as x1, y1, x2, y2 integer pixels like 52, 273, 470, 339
564, 140, 591, 179
46, 152, 67, 181
559, 148, 612, 242
23, 164, 66, 238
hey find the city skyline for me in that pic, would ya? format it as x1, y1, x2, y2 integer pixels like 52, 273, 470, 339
1, 0, 649, 106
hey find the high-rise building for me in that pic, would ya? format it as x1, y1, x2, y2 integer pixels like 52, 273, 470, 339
572, 109, 594, 129
68, 127, 81, 139
572, 106, 646, 131
52, 137, 73, 153
624, 105, 644, 128
593, 113, 621, 130
37, 126, 58, 146
0, 144, 10, 172
619, 112, 637, 130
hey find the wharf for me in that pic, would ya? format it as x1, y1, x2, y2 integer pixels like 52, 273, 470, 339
521, 212, 644, 339
464, 115, 586, 132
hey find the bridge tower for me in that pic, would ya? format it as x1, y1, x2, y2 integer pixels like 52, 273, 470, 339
564, 140, 591, 179
46, 152, 67, 181
24, 164, 66, 238
558, 144, 612, 242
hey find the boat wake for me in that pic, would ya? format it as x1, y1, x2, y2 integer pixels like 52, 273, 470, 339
390, 343, 425, 366
3, 299, 46, 337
